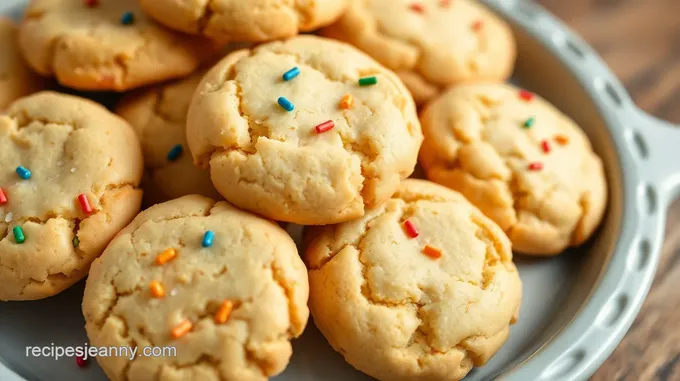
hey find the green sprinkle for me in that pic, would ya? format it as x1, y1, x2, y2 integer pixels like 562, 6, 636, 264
73, 236, 80, 248
13, 226, 25, 244
523, 116, 535, 128
358, 76, 377, 86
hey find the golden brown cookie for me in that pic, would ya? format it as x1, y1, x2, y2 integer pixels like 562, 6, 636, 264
306, 179, 522, 381
0, 17, 44, 110
18, 0, 223, 92
187, 35, 423, 225
116, 68, 221, 205
420, 83, 607, 255
321, 0, 516, 105
82, 195, 309, 381
0, 91, 143, 301
139, 0, 348, 42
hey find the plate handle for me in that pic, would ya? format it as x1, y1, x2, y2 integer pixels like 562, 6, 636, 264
634, 109, 680, 204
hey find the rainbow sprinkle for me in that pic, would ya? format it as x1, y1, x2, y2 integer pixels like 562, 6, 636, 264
167, 144, 183, 161
422, 244, 442, 259
121, 12, 135, 25
339, 94, 354, 109
150, 281, 165, 298
171, 320, 193, 339
202, 231, 215, 247
277, 97, 294, 111
359, 76, 378, 86
315, 120, 335, 134
156, 248, 177, 265
403, 220, 419, 238
16, 166, 31, 179
528, 162, 543, 171
78, 194, 93, 214
0, 188, 7, 205
519, 90, 535, 101
214, 300, 234, 324
523, 117, 535, 128
282, 67, 300, 81
13, 226, 25, 244
541, 140, 551, 154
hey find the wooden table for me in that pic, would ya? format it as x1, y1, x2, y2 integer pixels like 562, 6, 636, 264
536, 0, 680, 379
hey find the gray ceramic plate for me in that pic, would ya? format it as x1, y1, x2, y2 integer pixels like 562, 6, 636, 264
1, 0, 680, 380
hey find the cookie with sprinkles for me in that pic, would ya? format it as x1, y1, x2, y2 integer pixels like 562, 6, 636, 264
82, 195, 309, 381
0, 92, 143, 301
187, 35, 423, 225
116, 67, 222, 205
305, 179, 522, 381
138, 0, 348, 42
0, 18, 45, 110
419, 83, 607, 255
320, 0, 516, 105
17, 0, 224, 91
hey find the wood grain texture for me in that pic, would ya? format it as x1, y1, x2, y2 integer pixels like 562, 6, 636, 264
536, 0, 680, 380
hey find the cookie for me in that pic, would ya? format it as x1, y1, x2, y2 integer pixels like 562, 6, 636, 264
187, 35, 423, 225
0, 91, 143, 301
116, 68, 221, 205
420, 83, 607, 255
321, 0, 516, 105
305, 179, 522, 381
0, 18, 45, 110
18, 0, 223, 92
139, 0, 348, 42
82, 195, 310, 381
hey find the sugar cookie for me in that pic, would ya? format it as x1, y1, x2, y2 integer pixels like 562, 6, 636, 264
0, 91, 143, 301
420, 83, 607, 255
321, 0, 516, 105
306, 179, 522, 381
139, 0, 348, 42
83, 195, 309, 381
18, 0, 223, 91
187, 35, 422, 225
116, 69, 221, 204
0, 17, 44, 109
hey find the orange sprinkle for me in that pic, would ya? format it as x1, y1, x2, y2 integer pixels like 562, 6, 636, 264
339, 94, 354, 109
156, 248, 177, 265
440, 0, 452, 7
149, 281, 164, 298
214, 300, 234, 324
422, 244, 442, 259
472, 20, 483, 31
171, 320, 193, 339
555, 134, 570, 145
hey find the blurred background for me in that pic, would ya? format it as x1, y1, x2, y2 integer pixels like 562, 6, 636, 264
537, 0, 680, 379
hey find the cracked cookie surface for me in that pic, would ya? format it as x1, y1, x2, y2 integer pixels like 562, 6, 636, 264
82, 195, 310, 381
18, 0, 224, 91
187, 35, 422, 225
321, 0, 516, 105
116, 68, 222, 205
420, 83, 607, 255
305, 179, 522, 381
139, 0, 348, 42
0, 91, 143, 301
0, 17, 45, 110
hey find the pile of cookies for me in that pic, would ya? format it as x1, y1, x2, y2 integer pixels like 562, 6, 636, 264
0, 1, 607, 380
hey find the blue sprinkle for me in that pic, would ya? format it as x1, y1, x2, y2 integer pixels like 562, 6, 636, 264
282, 67, 300, 81
121, 12, 135, 25
277, 96, 294, 112
167, 144, 183, 161
202, 231, 215, 248
16, 166, 31, 180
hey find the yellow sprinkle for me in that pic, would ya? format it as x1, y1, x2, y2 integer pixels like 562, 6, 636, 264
214, 300, 234, 324
422, 244, 443, 260
171, 320, 193, 339
339, 94, 354, 110
156, 248, 177, 265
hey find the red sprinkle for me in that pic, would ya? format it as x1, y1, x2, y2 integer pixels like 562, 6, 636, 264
403, 220, 419, 238
84, 0, 98, 7
528, 162, 544, 171
472, 20, 484, 31
0, 188, 7, 205
440, 0, 452, 7
541, 140, 551, 153
519, 90, 535, 101
409, 3, 424, 13
76, 355, 87, 367
315, 120, 335, 134
78, 194, 93, 214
